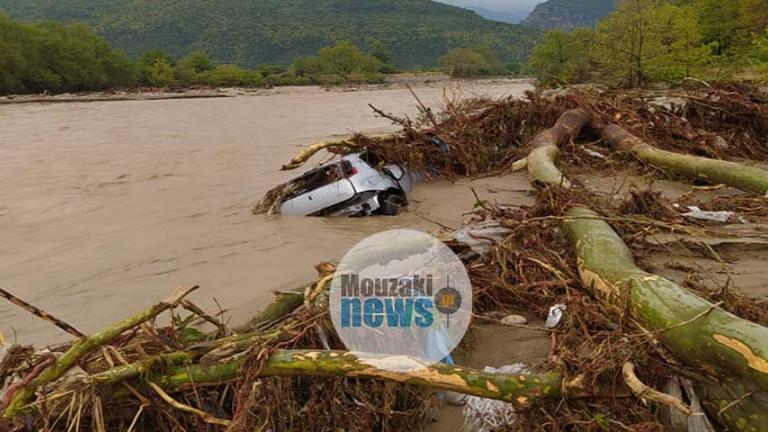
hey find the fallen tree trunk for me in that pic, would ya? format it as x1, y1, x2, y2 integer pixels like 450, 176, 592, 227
108, 350, 575, 408
600, 124, 768, 196
526, 109, 592, 188
562, 207, 768, 431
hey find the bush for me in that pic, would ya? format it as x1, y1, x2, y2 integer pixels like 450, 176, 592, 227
439, 48, 499, 77
289, 41, 388, 84
146, 58, 176, 87
196, 65, 263, 87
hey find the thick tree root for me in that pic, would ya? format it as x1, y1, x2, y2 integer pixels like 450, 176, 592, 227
600, 124, 768, 195
562, 207, 768, 431
526, 109, 592, 188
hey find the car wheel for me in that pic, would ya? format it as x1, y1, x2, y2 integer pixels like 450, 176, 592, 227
378, 193, 406, 216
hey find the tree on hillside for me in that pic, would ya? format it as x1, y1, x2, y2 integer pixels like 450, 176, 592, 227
645, 3, 712, 80
693, 0, 740, 55
593, 0, 711, 86
365, 38, 392, 64
739, 0, 768, 38
528, 28, 595, 85
750, 26, 768, 64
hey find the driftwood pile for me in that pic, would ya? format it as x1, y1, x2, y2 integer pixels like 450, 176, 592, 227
2, 84, 768, 431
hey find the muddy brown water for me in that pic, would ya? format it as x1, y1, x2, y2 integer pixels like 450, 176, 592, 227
0, 80, 537, 344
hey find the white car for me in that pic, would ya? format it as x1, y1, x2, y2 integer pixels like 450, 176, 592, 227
279, 152, 423, 217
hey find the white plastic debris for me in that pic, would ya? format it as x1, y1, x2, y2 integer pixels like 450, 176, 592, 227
660, 376, 715, 432
583, 148, 607, 159
546, 304, 567, 329
682, 206, 735, 223
501, 315, 528, 326
453, 220, 512, 258
713, 136, 729, 151
647, 96, 688, 113
463, 364, 528, 432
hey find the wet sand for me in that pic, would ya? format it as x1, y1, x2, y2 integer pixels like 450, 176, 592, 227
0, 79, 535, 344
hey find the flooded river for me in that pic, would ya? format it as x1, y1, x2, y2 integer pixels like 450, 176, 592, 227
0, 80, 536, 344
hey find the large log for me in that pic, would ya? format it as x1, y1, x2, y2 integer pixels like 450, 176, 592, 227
562, 207, 768, 431
600, 125, 768, 195
526, 109, 592, 188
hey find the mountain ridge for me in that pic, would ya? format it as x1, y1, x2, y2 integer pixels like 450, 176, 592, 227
466, 6, 527, 23
0, 0, 540, 69
522, 0, 615, 31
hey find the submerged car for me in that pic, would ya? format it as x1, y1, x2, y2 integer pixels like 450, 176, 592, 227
279, 152, 423, 217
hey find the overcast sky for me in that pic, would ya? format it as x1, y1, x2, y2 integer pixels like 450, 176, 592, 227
437, 0, 543, 15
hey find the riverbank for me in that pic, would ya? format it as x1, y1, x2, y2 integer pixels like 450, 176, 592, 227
0, 76, 534, 105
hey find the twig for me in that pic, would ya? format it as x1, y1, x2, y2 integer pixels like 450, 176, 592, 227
629, 302, 724, 338
0, 287, 85, 338
148, 382, 231, 426
407, 84, 439, 130
622, 362, 693, 415
717, 390, 756, 417
181, 299, 230, 337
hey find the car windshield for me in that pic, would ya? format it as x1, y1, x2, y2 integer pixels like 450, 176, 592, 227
283, 160, 349, 200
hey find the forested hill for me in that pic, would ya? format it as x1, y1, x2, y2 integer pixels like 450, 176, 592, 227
522, 0, 616, 31
0, 0, 540, 69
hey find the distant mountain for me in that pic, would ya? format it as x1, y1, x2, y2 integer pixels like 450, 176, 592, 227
522, 0, 615, 31
467, 6, 527, 24
0, 0, 540, 69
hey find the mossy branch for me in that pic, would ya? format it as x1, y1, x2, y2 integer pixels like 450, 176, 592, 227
600, 124, 768, 195
126, 350, 574, 407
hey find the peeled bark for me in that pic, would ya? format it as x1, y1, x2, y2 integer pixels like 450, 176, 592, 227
281, 139, 358, 171
527, 109, 592, 188
562, 207, 768, 431
138, 350, 575, 408
600, 124, 768, 196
